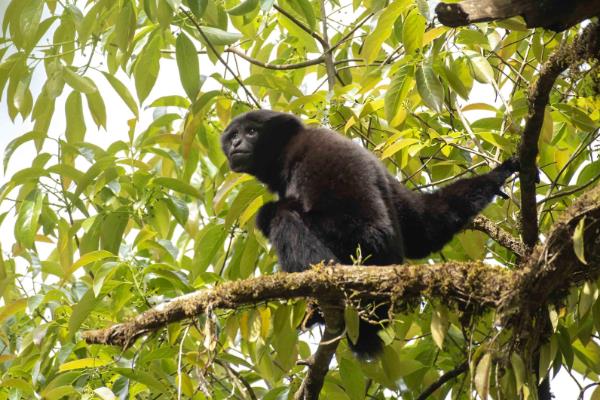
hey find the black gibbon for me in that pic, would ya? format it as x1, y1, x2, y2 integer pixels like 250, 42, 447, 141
221, 110, 518, 357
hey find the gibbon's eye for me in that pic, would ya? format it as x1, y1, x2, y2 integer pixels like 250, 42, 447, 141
247, 127, 258, 136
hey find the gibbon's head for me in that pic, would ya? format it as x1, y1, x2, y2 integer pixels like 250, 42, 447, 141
220, 110, 303, 174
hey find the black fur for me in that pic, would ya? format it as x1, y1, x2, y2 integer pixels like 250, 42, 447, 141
221, 110, 518, 358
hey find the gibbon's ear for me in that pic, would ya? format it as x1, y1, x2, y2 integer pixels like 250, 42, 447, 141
264, 112, 304, 134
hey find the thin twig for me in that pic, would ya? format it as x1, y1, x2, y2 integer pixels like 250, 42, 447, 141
180, 8, 261, 108
416, 361, 468, 400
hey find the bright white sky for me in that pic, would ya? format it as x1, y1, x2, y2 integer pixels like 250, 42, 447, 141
0, 1, 593, 398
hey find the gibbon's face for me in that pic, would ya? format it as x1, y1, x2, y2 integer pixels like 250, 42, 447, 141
221, 110, 282, 173
221, 112, 265, 173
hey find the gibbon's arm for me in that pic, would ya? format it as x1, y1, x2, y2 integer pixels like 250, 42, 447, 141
397, 158, 518, 259
256, 200, 338, 273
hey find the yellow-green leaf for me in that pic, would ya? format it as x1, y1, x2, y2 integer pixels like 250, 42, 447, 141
65, 91, 85, 143
63, 67, 97, 94
70, 250, 114, 273
134, 34, 161, 103
573, 217, 587, 265
227, 0, 258, 15
0, 298, 27, 323
344, 306, 360, 345
416, 64, 444, 112
474, 353, 492, 400
403, 9, 425, 54
59, 357, 110, 372
430, 306, 448, 350
361, 0, 409, 64
101, 72, 139, 118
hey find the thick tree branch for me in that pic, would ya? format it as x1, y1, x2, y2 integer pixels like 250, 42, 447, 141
519, 22, 600, 249
469, 216, 526, 257
435, 0, 600, 31
83, 261, 512, 347
500, 184, 600, 328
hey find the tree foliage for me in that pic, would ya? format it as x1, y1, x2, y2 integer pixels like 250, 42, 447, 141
0, 0, 599, 399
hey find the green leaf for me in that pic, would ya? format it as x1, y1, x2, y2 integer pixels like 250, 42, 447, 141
416, 64, 444, 113
42, 385, 78, 399
165, 195, 189, 226
67, 289, 102, 339
134, 34, 161, 104
361, 0, 409, 64
59, 357, 110, 372
430, 306, 448, 349
113, 368, 169, 393
154, 177, 201, 197
63, 67, 97, 93
15, 190, 43, 248
403, 9, 426, 54
114, 1, 136, 52
339, 358, 366, 400
100, 211, 129, 254
591, 385, 600, 400
86, 90, 107, 129
74, 157, 117, 198
198, 26, 243, 46
538, 342, 552, 380
238, 234, 259, 278
3, 130, 45, 173
475, 353, 492, 400
186, 0, 208, 17
176, 33, 201, 101
511, 353, 526, 390
344, 306, 360, 345
291, 0, 316, 29
65, 91, 86, 143
468, 53, 495, 84
70, 250, 114, 274
0, 298, 27, 324
384, 64, 413, 126
20, 0, 44, 49
149, 95, 191, 108
573, 217, 587, 265
192, 222, 228, 277
444, 58, 471, 100
227, 0, 259, 16
101, 72, 139, 118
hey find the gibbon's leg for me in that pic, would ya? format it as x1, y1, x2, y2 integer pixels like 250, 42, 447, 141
400, 158, 519, 259
257, 201, 338, 273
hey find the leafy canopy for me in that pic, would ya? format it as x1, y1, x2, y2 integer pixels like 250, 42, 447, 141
0, 0, 598, 399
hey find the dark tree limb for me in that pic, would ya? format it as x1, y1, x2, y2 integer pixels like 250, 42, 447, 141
416, 361, 468, 400
500, 184, 600, 328
469, 216, 526, 257
435, 0, 600, 31
294, 305, 344, 400
519, 22, 600, 249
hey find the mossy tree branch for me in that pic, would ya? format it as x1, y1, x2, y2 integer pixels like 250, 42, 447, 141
83, 184, 600, 348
